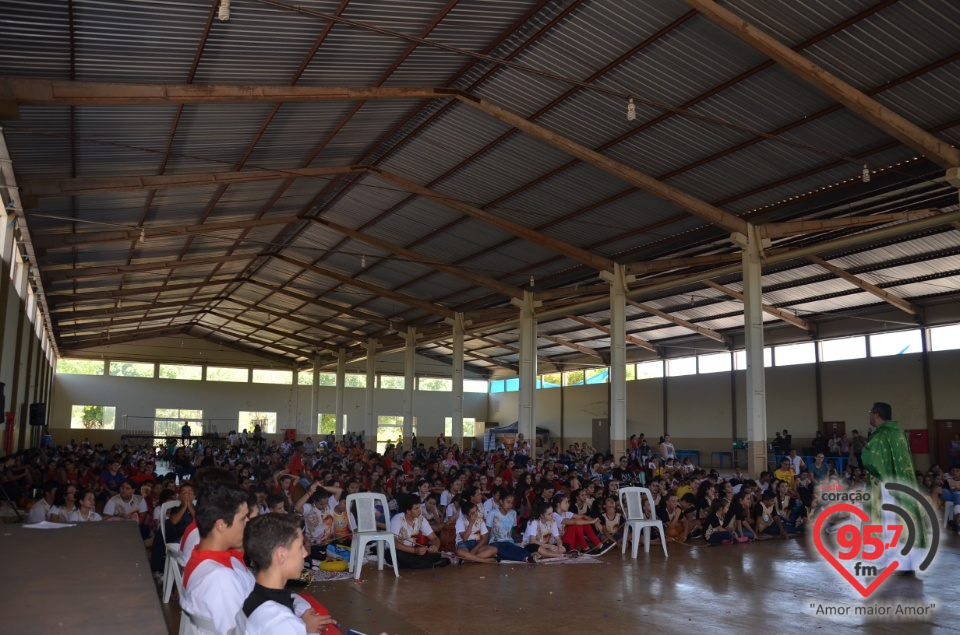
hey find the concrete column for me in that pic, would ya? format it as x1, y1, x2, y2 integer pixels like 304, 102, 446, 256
602, 264, 633, 458
740, 228, 769, 477
365, 338, 377, 439
335, 349, 346, 436
450, 313, 465, 450
310, 353, 321, 435
513, 291, 540, 447
403, 327, 416, 444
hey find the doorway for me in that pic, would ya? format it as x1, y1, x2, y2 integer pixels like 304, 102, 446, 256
821, 421, 845, 438
936, 420, 958, 468
592, 418, 610, 455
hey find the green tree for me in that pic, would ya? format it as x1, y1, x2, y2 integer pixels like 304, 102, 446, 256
81, 405, 104, 429
57, 359, 104, 375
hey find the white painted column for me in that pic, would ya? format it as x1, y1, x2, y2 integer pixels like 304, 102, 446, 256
602, 264, 633, 458
514, 291, 540, 447
310, 353, 321, 435
335, 349, 346, 436
365, 338, 377, 439
740, 228, 769, 477
451, 313, 465, 450
403, 327, 416, 445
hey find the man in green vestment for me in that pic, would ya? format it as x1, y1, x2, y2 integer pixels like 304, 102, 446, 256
861, 402, 928, 573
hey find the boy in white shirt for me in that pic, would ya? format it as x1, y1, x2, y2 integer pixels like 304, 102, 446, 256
454, 501, 498, 564
242, 514, 338, 635
388, 495, 451, 569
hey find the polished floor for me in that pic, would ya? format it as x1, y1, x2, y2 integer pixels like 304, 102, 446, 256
162, 535, 960, 635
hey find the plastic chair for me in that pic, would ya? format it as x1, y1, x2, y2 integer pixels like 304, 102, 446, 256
345, 492, 400, 580
618, 487, 668, 558
178, 609, 224, 635
159, 500, 186, 603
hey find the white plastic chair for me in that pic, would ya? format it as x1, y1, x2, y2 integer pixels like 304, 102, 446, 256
618, 486, 668, 558
178, 608, 226, 635
159, 500, 186, 603
346, 492, 400, 580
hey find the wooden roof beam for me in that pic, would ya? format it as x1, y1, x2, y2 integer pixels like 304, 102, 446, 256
55, 309, 205, 333
242, 280, 396, 329
761, 209, 940, 240
684, 0, 960, 169
222, 297, 370, 345
52, 298, 210, 322
806, 255, 918, 316
562, 313, 659, 352
623, 300, 726, 344
44, 253, 262, 281
306, 217, 524, 299
207, 310, 341, 353
625, 253, 742, 276
183, 326, 299, 366
58, 325, 188, 350
702, 280, 813, 332
193, 320, 307, 360
46, 279, 238, 306
539, 334, 604, 360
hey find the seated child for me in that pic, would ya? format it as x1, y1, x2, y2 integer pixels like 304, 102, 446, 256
454, 501, 499, 564
522, 500, 566, 563
485, 493, 528, 562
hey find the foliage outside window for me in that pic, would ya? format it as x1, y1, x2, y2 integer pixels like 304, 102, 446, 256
444, 417, 476, 438
155, 408, 203, 436
159, 364, 202, 380
57, 359, 104, 376
541, 373, 561, 388
207, 366, 248, 382
70, 405, 116, 430
318, 414, 338, 436
239, 411, 277, 434
380, 375, 405, 390
418, 377, 452, 391
625, 364, 636, 381
585, 368, 609, 384
377, 415, 404, 454
252, 369, 293, 385
344, 374, 366, 388
108, 361, 155, 378
563, 370, 584, 386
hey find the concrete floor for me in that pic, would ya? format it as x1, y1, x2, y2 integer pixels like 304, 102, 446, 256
163, 537, 960, 634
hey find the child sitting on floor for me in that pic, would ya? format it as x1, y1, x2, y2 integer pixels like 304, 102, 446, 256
522, 500, 567, 563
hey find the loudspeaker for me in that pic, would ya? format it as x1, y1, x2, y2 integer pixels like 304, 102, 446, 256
28, 402, 46, 427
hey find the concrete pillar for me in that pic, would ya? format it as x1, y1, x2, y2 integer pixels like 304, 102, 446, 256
403, 327, 416, 444
740, 228, 769, 477
365, 338, 377, 438
513, 291, 540, 448
310, 353, 321, 435
450, 313, 465, 450
602, 264, 633, 458
335, 349, 346, 436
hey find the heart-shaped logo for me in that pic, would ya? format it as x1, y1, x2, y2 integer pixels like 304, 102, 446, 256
813, 503, 898, 597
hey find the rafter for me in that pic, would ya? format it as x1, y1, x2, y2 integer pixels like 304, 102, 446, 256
806, 255, 918, 315
562, 313, 659, 352
58, 325, 187, 350
30, 215, 302, 250
55, 309, 205, 333
538, 334, 603, 359
683, 0, 960, 169
222, 297, 369, 345
242, 280, 396, 329
625, 253, 742, 276
52, 298, 209, 322
702, 280, 813, 332
182, 326, 299, 366
46, 279, 238, 306
44, 253, 262, 281
623, 300, 726, 344
306, 217, 524, 299
761, 209, 939, 240
194, 319, 307, 360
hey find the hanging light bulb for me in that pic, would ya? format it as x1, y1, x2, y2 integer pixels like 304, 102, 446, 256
361, 254, 367, 268
138, 228, 145, 243
626, 97, 636, 122
218, 0, 230, 21
861, 165, 870, 183
530, 275, 535, 287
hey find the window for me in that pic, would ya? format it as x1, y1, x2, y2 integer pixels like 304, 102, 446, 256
698, 353, 731, 374
585, 368, 609, 384
252, 369, 293, 385
318, 414, 337, 436
504, 377, 520, 392
159, 364, 202, 381
344, 373, 367, 388
774, 342, 816, 367
379, 375, 405, 390
540, 372, 562, 388
464, 379, 488, 393
820, 336, 866, 362
563, 370, 584, 386
207, 366, 248, 382
377, 415, 404, 454
444, 417, 477, 439
109, 361, 155, 378
239, 411, 277, 434
155, 408, 203, 437
418, 377, 452, 391
57, 359, 104, 376
490, 380, 504, 393
870, 330, 922, 357
70, 405, 116, 430
298, 370, 313, 386
931, 324, 960, 352
666, 357, 697, 377
734, 348, 773, 369
625, 364, 636, 381
635, 360, 663, 380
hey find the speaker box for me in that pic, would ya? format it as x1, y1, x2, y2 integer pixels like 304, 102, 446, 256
28, 402, 46, 427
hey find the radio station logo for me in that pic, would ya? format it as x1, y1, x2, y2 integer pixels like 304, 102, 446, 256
813, 482, 940, 598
